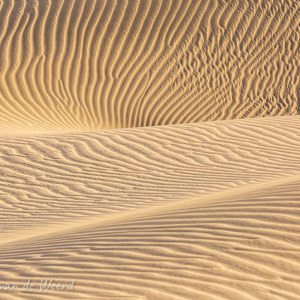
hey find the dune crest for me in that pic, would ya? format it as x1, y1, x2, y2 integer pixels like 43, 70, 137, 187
0, 115, 299, 233
0, 0, 299, 133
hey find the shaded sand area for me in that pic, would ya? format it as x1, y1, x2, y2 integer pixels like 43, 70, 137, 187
0, 116, 300, 299
0, 0, 299, 133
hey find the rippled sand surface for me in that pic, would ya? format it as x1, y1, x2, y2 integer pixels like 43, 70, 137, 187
0, 0, 299, 133
0, 0, 299, 299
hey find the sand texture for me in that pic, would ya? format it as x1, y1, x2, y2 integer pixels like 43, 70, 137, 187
0, 0, 299, 133
0, 0, 300, 299
1, 116, 300, 299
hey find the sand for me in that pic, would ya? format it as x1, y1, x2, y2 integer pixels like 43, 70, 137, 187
0, 0, 299, 299
0, 0, 299, 133
1, 115, 300, 299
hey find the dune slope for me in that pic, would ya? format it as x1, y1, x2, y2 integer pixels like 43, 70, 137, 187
1, 176, 300, 300
0, 116, 300, 299
0, 0, 299, 298
0, 0, 299, 133
0, 115, 300, 234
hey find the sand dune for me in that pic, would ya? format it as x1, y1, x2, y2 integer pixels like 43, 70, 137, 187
0, 115, 300, 234
0, 0, 299, 133
0, 116, 300, 299
1, 0, 300, 299
2, 176, 300, 299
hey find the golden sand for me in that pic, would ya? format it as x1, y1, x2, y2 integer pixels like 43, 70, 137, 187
0, 0, 299, 133
0, 0, 299, 299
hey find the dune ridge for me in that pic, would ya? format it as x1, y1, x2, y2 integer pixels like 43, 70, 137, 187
0, 0, 299, 133
0, 170, 299, 299
0, 115, 299, 233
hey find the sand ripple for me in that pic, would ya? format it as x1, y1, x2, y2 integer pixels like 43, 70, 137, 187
0, 115, 299, 233
0, 116, 300, 298
0, 0, 299, 133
